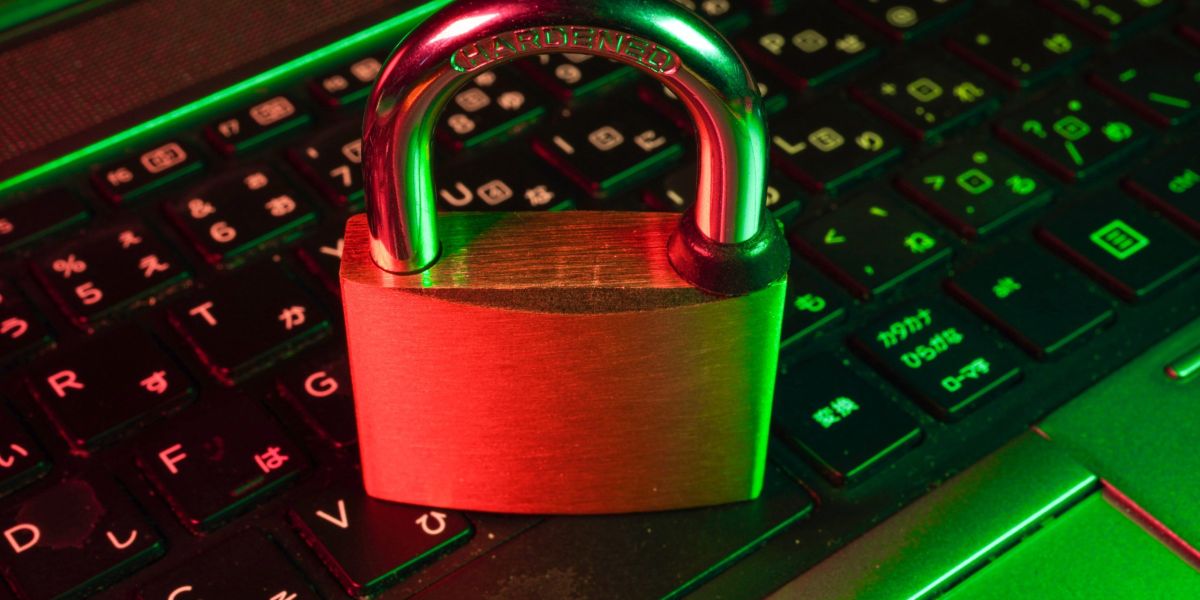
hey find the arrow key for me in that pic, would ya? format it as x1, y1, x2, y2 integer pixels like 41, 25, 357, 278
289, 481, 472, 597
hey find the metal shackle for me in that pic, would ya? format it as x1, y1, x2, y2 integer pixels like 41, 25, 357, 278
363, 0, 785, 290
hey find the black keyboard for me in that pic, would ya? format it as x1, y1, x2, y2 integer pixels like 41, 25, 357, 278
1, 0, 1199, 598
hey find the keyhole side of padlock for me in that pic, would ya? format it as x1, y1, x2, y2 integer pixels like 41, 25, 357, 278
361, 0, 789, 295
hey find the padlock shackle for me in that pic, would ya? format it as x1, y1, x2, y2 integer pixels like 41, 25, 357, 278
363, 0, 772, 275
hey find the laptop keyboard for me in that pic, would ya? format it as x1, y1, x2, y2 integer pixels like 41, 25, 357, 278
1, 0, 1199, 597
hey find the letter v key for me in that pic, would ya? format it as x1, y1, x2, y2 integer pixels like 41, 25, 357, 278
315, 499, 349, 529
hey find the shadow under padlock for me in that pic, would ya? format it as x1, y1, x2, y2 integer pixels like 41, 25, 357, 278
341, 0, 790, 514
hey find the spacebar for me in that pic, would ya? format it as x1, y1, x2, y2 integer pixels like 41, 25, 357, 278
413, 464, 813, 600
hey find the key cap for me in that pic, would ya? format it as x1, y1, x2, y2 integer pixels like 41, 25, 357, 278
1123, 147, 1200, 238
1, 477, 164, 599
289, 481, 472, 596
946, 244, 1115, 359
1036, 193, 1200, 301
737, 9, 881, 91
166, 167, 317, 266
278, 348, 357, 447
774, 357, 921, 484
895, 144, 1051, 238
438, 147, 576, 210
0, 280, 53, 363
771, 97, 902, 193
517, 53, 634, 102
25, 325, 193, 451
674, 0, 751, 32
138, 531, 318, 599
639, 69, 789, 121
288, 122, 363, 208
791, 192, 950, 298
92, 140, 203, 204
309, 54, 384, 108
136, 394, 308, 532
532, 95, 684, 199
838, 0, 972, 41
1089, 39, 1200, 128
851, 299, 1022, 420
644, 164, 802, 223
850, 55, 1000, 141
1038, 0, 1176, 40
0, 407, 48, 494
205, 95, 311, 155
168, 263, 330, 385
31, 219, 189, 330
413, 465, 812, 600
781, 262, 850, 347
995, 89, 1147, 182
437, 66, 550, 152
0, 189, 88, 254
946, 9, 1091, 89
294, 225, 346, 297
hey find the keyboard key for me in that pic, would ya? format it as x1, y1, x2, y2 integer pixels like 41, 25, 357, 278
946, 9, 1091, 89
1037, 193, 1200, 301
31, 219, 189, 330
791, 192, 950, 298
851, 55, 1000, 140
771, 97, 903, 193
1180, 8, 1200, 46
781, 262, 850, 347
995, 89, 1148, 182
168, 263, 330, 385
532, 95, 684, 199
838, 0, 972, 41
138, 531, 318, 599
738, 9, 881, 91
277, 348, 357, 447
644, 164, 802, 222
205, 95, 310, 155
774, 357, 921, 485
1, 477, 164, 599
309, 54, 384, 108
414, 465, 812, 600
1039, 0, 1176, 40
294, 225, 346, 297
1124, 148, 1200, 237
0, 407, 49, 494
25, 325, 193, 451
518, 53, 634, 102
851, 300, 1022, 420
437, 66, 550, 152
895, 144, 1051, 238
166, 167, 317, 265
438, 147, 576, 210
288, 122, 364, 208
136, 394, 308, 532
639, 70, 789, 120
288, 481, 472, 596
1089, 39, 1200, 128
674, 0, 751, 32
92, 140, 203, 204
0, 280, 53, 363
0, 189, 88, 254
946, 245, 1115, 359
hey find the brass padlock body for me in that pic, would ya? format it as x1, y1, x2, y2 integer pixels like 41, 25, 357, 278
342, 211, 786, 514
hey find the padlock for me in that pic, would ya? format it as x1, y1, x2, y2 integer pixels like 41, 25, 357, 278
342, 0, 790, 514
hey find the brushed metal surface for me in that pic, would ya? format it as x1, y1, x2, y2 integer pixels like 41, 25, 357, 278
342, 213, 787, 514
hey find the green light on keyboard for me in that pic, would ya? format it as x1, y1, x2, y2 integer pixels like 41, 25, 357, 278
1089, 219, 1150, 260
904, 475, 1097, 600
0, 0, 453, 195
